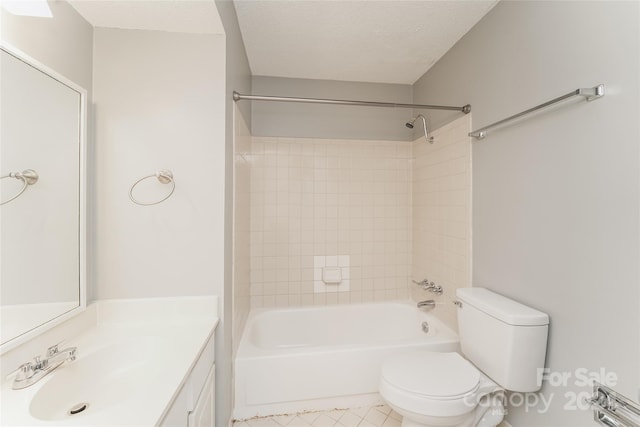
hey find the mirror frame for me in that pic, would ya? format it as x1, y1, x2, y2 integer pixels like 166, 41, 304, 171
0, 42, 87, 354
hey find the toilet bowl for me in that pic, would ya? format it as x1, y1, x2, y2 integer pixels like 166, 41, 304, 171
380, 351, 504, 427
378, 288, 549, 427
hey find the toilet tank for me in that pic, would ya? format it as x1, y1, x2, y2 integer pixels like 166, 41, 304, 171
456, 288, 549, 393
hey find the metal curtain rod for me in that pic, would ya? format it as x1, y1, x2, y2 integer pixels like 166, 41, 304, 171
469, 84, 605, 140
233, 91, 472, 114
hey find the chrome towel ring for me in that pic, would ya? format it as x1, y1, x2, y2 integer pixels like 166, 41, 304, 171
129, 170, 175, 206
1, 169, 39, 206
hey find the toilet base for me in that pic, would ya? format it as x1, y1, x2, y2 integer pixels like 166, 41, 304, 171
394, 392, 505, 427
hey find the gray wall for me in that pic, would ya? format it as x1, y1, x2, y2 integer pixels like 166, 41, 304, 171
214, 1, 252, 425
251, 76, 414, 141
413, 1, 639, 425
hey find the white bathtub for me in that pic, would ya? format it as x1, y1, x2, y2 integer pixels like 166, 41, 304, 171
233, 301, 459, 420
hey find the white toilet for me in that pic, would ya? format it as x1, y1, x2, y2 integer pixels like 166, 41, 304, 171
379, 288, 549, 427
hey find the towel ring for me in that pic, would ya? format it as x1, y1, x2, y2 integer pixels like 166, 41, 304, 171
1, 169, 39, 206
129, 170, 175, 206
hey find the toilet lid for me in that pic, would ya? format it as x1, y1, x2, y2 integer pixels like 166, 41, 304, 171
381, 352, 480, 399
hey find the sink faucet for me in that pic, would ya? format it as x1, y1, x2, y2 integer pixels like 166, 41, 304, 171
11, 343, 77, 390
417, 299, 436, 310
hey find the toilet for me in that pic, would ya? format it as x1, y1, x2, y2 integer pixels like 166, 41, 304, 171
379, 288, 549, 427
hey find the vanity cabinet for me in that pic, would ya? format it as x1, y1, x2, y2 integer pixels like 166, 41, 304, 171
188, 364, 215, 427
160, 333, 215, 427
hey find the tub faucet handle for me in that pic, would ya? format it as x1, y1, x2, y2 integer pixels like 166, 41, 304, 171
412, 279, 443, 295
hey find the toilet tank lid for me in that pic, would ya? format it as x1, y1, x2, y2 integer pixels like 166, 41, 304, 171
456, 288, 549, 326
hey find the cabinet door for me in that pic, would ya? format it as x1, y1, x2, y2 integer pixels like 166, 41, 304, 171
188, 363, 215, 427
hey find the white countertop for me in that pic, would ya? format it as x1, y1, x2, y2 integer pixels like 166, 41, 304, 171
1, 296, 219, 426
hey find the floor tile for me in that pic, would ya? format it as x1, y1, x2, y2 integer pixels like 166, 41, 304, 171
325, 409, 347, 421
313, 414, 337, 427
374, 405, 391, 416
381, 417, 401, 427
287, 416, 312, 426
363, 408, 387, 426
297, 411, 322, 424
349, 407, 370, 417
233, 404, 402, 427
246, 418, 283, 427
387, 411, 401, 421
232, 404, 516, 427
272, 414, 297, 426
337, 410, 363, 426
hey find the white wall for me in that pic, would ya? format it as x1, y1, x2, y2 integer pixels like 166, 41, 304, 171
1, 0, 93, 91
413, 2, 639, 425
92, 28, 226, 300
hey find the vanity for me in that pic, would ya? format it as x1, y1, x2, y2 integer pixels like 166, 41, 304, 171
1, 296, 219, 426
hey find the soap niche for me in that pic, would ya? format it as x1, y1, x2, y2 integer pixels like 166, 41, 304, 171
313, 255, 350, 293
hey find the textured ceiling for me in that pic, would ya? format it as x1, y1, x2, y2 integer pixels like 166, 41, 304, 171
68, 0, 224, 34
234, 0, 498, 85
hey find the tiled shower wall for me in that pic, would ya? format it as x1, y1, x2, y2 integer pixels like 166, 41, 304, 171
232, 107, 251, 353
249, 137, 412, 308
411, 115, 472, 330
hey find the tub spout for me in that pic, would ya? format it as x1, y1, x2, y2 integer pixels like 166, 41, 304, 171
417, 300, 436, 310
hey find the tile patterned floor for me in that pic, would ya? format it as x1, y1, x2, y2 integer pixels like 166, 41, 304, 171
233, 405, 402, 427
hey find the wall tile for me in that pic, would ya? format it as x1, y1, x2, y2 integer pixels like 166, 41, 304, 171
245, 116, 471, 333
250, 137, 412, 308
411, 115, 472, 331
233, 109, 252, 354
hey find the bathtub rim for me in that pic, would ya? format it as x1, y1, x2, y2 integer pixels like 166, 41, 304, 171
236, 299, 459, 357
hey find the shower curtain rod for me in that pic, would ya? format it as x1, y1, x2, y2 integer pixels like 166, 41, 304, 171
233, 91, 471, 114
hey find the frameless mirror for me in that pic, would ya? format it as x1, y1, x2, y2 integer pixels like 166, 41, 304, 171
0, 43, 86, 353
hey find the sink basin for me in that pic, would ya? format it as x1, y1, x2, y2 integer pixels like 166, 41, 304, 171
29, 340, 156, 421
1, 296, 219, 427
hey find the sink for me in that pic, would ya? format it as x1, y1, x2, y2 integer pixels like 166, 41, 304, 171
1, 296, 219, 426
29, 340, 156, 421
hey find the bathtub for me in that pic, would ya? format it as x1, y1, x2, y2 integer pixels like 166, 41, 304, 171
233, 301, 459, 420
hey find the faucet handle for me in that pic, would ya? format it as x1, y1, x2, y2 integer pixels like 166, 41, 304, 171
46, 344, 60, 357
46, 340, 67, 357
19, 363, 34, 379
10, 363, 35, 381
67, 348, 78, 361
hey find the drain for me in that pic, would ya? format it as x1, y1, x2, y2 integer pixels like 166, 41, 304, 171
68, 403, 89, 416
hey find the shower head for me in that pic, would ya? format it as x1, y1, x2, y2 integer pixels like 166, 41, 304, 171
406, 114, 434, 144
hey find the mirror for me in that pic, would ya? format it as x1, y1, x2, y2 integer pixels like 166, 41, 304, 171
0, 43, 86, 353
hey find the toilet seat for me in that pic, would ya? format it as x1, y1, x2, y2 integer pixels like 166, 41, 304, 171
382, 352, 480, 398
380, 351, 486, 418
